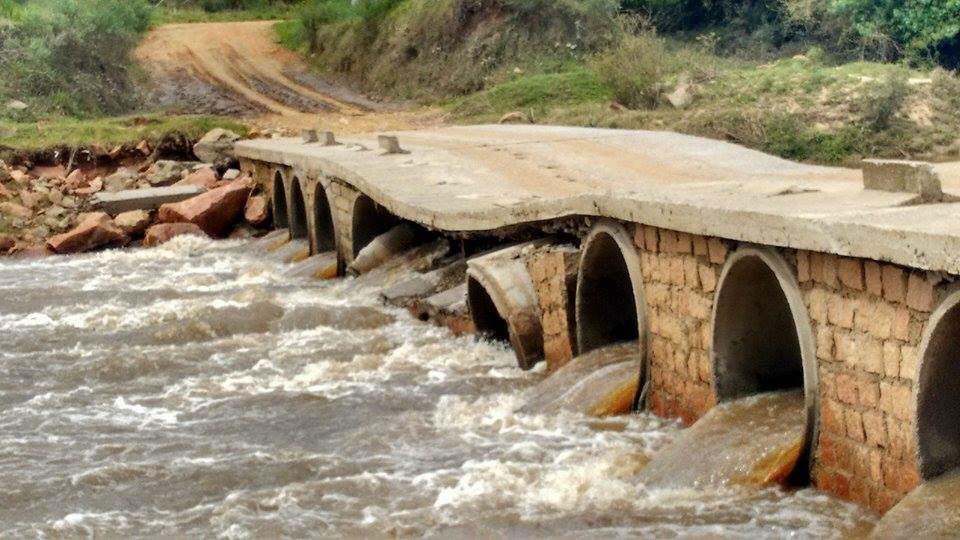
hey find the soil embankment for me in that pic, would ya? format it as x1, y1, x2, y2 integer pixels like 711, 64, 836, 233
134, 21, 441, 133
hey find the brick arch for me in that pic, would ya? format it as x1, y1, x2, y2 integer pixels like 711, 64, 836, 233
351, 194, 399, 258
312, 183, 336, 252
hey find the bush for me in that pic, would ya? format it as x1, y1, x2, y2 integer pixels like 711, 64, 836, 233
861, 72, 909, 131
832, 1, 960, 67
0, 0, 151, 118
590, 28, 678, 109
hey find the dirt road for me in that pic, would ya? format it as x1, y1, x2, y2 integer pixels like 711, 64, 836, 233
134, 21, 441, 133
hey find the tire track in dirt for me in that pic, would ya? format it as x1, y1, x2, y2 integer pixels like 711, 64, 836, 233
135, 21, 442, 132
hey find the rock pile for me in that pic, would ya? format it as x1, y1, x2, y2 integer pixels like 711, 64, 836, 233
0, 129, 271, 257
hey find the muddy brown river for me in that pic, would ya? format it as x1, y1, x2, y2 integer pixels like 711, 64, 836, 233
0, 237, 876, 537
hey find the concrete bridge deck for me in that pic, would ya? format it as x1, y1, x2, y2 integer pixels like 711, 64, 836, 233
237, 124, 960, 275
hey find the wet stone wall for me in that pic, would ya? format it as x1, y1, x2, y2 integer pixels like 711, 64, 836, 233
800, 252, 939, 513
634, 225, 728, 425
527, 245, 579, 372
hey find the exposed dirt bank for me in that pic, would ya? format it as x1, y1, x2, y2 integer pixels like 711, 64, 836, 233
134, 21, 443, 134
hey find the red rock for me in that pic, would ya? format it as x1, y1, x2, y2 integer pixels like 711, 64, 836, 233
64, 168, 86, 189
72, 177, 103, 196
46, 212, 128, 254
176, 167, 219, 189
157, 177, 252, 237
29, 165, 65, 179
9, 244, 53, 259
143, 222, 206, 247
9, 170, 30, 184
0, 183, 11, 199
0, 234, 14, 254
244, 194, 269, 226
135, 140, 151, 156
114, 210, 153, 237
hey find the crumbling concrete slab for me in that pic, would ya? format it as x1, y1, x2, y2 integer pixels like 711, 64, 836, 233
91, 186, 205, 215
236, 124, 960, 275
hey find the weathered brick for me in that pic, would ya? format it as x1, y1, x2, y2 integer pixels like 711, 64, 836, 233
838, 258, 864, 290
892, 308, 911, 342
821, 399, 845, 435
822, 254, 839, 289
816, 326, 835, 361
699, 263, 717, 293
906, 272, 935, 312
862, 410, 888, 448
868, 301, 897, 341
668, 258, 685, 286
857, 376, 880, 408
836, 373, 858, 404
810, 252, 825, 284
797, 251, 811, 283
659, 230, 678, 253
808, 288, 828, 323
675, 232, 693, 254
864, 261, 883, 297
633, 224, 646, 249
886, 417, 916, 461
880, 381, 912, 421
899, 345, 918, 382
815, 468, 851, 500
883, 456, 921, 493
827, 295, 855, 329
683, 257, 700, 288
844, 408, 865, 442
707, 237, 727, 265
860, 337, 884, 375
643, 226, 659, 253
867, 447, 884, 484
882, 265, 907, 304
686, 293, 713, 321
883, 341, 901, 378
692, 235, 708, 258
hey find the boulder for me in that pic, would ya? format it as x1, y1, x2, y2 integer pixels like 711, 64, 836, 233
193, 128, 241, 164
10, 245, 53, 259
135, 140, 151, 156
499, 111, 532, 124
222, 169, 241, 181
0, 201, 32, 220
0, 160, 10, 183
114, 210, 153, 237
146, 160, 199, 187
64, 169, 86, 189
46, 212, 128, 254
47, 188, 63, 206
9, 170, 30, 185
0, 234, 14, 254
19, 191, 42, 210
667, 83, 695, 109
73, 177, 104, 196
5, 99, 27, 111
103, 169, 138, 192
158, 177, 252, 237
244, 194, 269, 226
143, 222, 206, 247
0, 183, 10, 199
176, 167, 220, 189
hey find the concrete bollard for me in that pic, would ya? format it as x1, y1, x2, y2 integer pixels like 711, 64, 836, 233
322, 131, 339, 146
302, 129, 319, 144
862, 159, 943, 203
378, 135, 408, 155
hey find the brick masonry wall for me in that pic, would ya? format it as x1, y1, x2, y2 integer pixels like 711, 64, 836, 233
800, 252, 942, 513
634, 225, 729, 425
527, 245, 579, 372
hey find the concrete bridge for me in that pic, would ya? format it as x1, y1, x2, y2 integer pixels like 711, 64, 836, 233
237, 124, 960, 516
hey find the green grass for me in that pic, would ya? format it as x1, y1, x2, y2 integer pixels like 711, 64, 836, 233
274, 19, 305, 49
151, 5, 297, 25
452, 70, 613, 120
0, 114, 249, 160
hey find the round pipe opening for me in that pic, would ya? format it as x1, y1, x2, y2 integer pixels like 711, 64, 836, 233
272, 172, 288, 229
917, 291, 960, 480
576, 225, 644, 355
712, 247, 817, 481
351, 195, 399, 258
289, 177, 309, 240
467, 276, 510, 343
313, 186, 336, 252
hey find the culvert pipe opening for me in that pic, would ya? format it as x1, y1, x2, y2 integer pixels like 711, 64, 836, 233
272, 172, 288, 229
351, 194, 400, 258
313, 186, 336, 252
917, 292, 960, 480
711, 248, 816, 482
576, 228, 643, 355
467, 276, 510, 343
289, 178, 309, 240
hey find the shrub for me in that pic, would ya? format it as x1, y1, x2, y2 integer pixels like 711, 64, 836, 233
0, 0, 151, 118
590, 28, 678, 109
861, 72, 909, 131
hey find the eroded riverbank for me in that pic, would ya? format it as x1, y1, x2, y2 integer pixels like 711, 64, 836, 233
0, 238, 874, 536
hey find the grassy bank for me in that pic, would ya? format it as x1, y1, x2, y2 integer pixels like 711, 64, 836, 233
0, 115, 248, 162
284, 0, 960, 165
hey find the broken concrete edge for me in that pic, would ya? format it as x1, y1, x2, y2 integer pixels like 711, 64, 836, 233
861, 159, 944, 203
90, 186, 207, 215
235, 141, 960, 277
466, 240, 547, 369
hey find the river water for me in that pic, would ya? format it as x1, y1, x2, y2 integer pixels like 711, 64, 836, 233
0, 238, 876, 537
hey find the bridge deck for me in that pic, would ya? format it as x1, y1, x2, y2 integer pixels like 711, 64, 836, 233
236, 125, 960, 274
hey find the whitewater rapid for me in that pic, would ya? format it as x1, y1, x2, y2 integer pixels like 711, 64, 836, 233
0, 238, 874, 537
